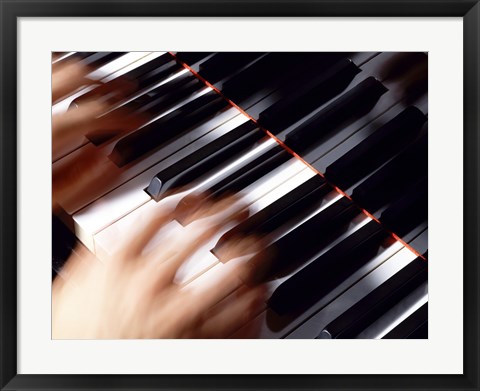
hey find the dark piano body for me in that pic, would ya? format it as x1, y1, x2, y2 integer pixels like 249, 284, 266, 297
52, 51, 428, 339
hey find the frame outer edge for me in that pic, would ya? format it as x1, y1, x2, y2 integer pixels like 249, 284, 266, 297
1, 0, 479, 390
463, 1, 480, 390
0, 1, 18, 391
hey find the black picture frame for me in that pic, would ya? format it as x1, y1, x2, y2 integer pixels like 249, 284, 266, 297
1, 1, 479, 390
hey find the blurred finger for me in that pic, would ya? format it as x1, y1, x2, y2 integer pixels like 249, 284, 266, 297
122, 206, 175, 259
85, 109, 147, 145
152, 220, 226, 288
185, 195, 248, 229
52, 61, 92, 103
184, 261, 249, 324
52, 101, 109, 156
52, 147, 111, 206
71, 77, 138, 109
213, 235, 264, 263
195, 285, 267, 338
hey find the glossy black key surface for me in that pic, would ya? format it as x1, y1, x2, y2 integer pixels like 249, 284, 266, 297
269, 220, 388, 315
199, 52, 266, 83
408, 230, 428, 257
284, 77, 388, 152
134, 60, 181, 90
212, 175, 328, 261
77, 52, 126, 68
221, 53, 335, 104
73, 54, 179, 106
207, 146, 291, 199
175, 52, 215, 65
317, 256, 427, 339
86, 74, 205, 146
351, 132, 427, 213
110, 92, 228, 167
258, 58, 361, 134
380, 178, 428, 239
146, 121, 262, 200
325, 106, 427, 189
174, 142, 287, 224
383, 302, 428, 339
105, 54, 176, 88
52, 215, 76, 279
129, 73, 204, 115
246, 197, 358, 285
220, 53, 289, 102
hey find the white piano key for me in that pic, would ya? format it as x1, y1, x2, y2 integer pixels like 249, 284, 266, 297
53, 51, 429, 341
182, 255, 249, 295
92, 158, 314, 280
100, 68, 190, 116
245, 165, 314, 214
94, 193, 245, 284
238, 159, 307, 207
91, 156, 312, 263
87, 52, 157, 81
73, 113, 248, 250
139, 86, 213, 128
93, 195, 186, 260
52, 53, 170, 160
175, 218, 248, 285
55, 100, 241, 216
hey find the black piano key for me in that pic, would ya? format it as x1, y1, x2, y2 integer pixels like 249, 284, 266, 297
53, 51, 124, 67
220, 53, 287, 101
199, 52, 266, 83
241, 53, 354, 120
325, 106, 427, 189
173, 141, 279, 223
212, 175, 328, 261
145, 121, 262, 201
380, 177, 428, 239
134, 60, 181, 90
221, 53, 328, 104
383, 302, 428, 339
175, 52, 215, 65
176, 145, 293, 224
85, 74, 205, 146
106, 54, 176, 88
258, 58, 361, 133
77, 52, 127, 68
284, 77, 388, 152
268, 220, 388, 315
208, 146, 291, 199
407, 229, 428, 257
109, 91, 228, 167
52, 215, 76, 279
317, 256, 427, 339
351, 132, 428, 213
130, 74, 204, 114
246, 197, 359, 285
72, 54, 179, 106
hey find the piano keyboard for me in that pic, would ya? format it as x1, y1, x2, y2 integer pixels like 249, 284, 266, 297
52, 51, 428, 339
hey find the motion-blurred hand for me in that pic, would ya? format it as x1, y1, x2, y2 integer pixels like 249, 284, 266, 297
52, 59, 144, 208
52, 197, 266, 339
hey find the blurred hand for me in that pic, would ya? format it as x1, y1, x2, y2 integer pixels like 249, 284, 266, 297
52, 197, 266, 339
52, 59, 144, 208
